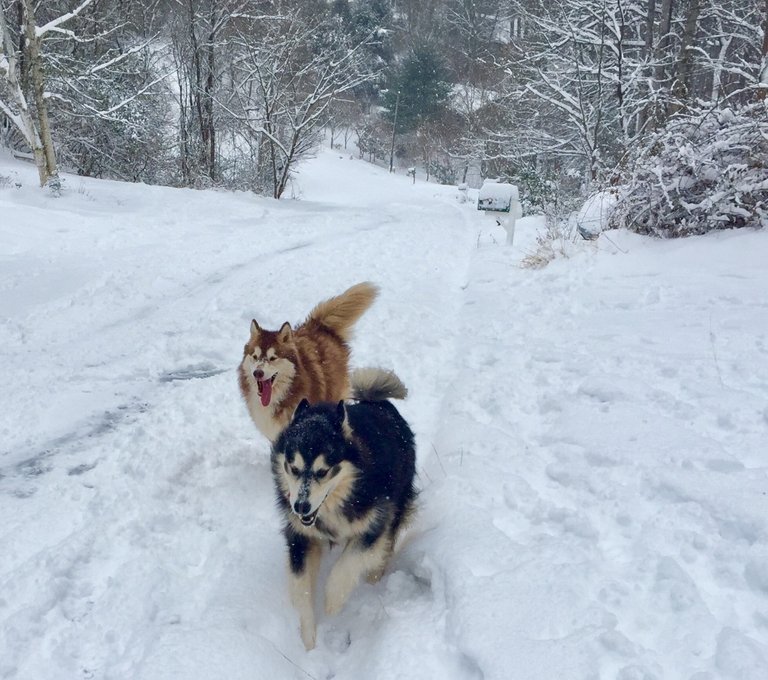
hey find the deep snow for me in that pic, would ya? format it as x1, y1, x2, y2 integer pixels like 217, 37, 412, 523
1, 149, 767, 680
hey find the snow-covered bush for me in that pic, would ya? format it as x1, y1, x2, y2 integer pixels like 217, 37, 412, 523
610, 103, 768, 237
572, 190, 618, 239
521, 205, 581, 269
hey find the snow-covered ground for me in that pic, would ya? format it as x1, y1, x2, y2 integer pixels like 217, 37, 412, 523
1, 149, 767, 680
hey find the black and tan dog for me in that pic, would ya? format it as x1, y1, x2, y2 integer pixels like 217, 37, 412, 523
271, 368, 417, 649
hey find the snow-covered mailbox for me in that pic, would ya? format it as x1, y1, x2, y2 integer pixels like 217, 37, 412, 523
477, 180, 523, 245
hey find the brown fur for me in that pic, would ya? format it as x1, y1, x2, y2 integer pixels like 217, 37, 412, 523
238, 282, 378, 442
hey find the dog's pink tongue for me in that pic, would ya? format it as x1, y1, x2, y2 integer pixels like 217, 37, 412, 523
259, 379, 272, 407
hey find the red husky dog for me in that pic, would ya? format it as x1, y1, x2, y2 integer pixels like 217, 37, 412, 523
238, 282, 378, 442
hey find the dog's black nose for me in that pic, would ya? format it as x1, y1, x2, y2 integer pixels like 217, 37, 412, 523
294, 500, 311, 515
254, 369, 264, 380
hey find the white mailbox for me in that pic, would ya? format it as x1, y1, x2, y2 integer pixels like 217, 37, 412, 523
478, 180, 523, 245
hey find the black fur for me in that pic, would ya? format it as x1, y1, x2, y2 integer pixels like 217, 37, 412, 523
285, 525, 310, 574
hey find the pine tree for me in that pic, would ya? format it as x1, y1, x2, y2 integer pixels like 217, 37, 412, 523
383, 47, 451, 133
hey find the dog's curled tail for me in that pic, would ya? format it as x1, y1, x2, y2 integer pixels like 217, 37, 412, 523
307, 282, 378, 341
351, 368, 408, 401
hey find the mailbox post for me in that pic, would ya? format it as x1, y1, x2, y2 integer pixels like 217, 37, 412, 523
477, 180, 522, 245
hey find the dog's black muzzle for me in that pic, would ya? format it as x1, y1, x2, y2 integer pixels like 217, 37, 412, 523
299, 508, 319, 527
293, 497, 318, 527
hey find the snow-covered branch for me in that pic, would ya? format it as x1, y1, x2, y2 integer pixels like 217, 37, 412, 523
36, 0, 95, 38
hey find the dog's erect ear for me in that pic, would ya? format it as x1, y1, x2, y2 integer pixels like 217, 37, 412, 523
337, 401, 353, 438
294, 398, 310, 421
278, 321, 293, 343
250, 320, 261, 338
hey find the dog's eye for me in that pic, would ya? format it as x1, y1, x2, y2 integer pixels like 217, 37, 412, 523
268, 356, 276, 362
290, 465, 301, 477
315, 468, 328, 480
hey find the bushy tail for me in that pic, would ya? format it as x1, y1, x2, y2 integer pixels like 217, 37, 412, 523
306, 282, 378, 341
351, 368, 408, 401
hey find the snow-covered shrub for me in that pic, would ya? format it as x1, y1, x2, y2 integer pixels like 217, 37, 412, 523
572, 190, 618, 239
522, 187, 612, 268
520, 208, 580, 269
611, 103, 768, 237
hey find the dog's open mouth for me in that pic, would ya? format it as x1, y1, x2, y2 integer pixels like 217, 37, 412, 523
255, 374, 277, 407
299, 508, 319, 527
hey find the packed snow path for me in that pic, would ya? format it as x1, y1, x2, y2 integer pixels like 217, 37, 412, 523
1, 150, 767, 680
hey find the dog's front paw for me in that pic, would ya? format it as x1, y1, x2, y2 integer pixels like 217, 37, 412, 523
300, 620, 316, 650
365, 566, 385, 584
324, 589, 346, 616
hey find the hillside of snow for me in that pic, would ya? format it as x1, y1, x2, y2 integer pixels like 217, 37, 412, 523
1, 150, 767, 680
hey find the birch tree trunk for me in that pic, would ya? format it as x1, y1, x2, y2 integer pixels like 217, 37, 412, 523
709, 23, 731, 103
21, 0, 59, 189
0, 2, 47, 186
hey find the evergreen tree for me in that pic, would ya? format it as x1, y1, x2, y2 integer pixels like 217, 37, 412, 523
383, 47, 451, 133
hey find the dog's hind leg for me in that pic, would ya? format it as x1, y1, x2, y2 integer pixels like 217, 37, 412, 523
325, 533, 393, 616
286, 529, 322, 650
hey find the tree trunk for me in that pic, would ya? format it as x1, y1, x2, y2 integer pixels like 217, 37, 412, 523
670, 0, 701, 114
275, 130, 300, 200
710, 29, 732, 103
616, 0, 627, 138
650, 0, 675, 129
22, 0, 59, 188
178, 73, 191, 184
205, 5, 216, 181
636, 0, 657, 134
644, 0, 656, 59
760, 0, 768, 99
188, 0, 208, 181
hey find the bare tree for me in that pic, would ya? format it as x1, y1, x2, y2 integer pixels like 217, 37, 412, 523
41, 0, 175, 182
170, 0, 243, 186
503, 0, 637, 182
230, 2, 377, 198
